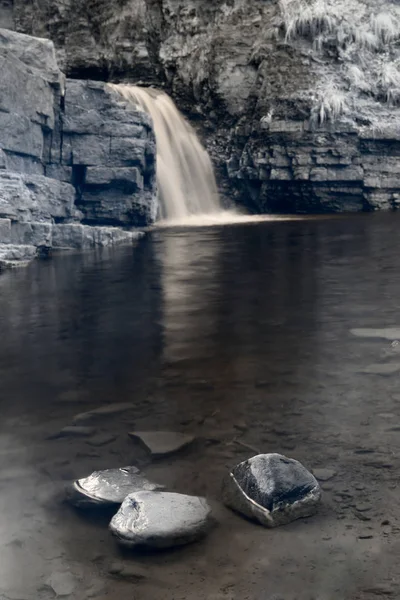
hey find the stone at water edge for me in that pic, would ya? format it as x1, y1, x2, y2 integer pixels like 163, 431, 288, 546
128, 431, 195, 457
67, 466, 164, 508
222, 453, 321, 528
110, 491, 213, 549
0, 243, 37, 269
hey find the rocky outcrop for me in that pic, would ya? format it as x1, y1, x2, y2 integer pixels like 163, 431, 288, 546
60, 79, 157, 226
0, 27, 157, 267
8, 0, 400, 213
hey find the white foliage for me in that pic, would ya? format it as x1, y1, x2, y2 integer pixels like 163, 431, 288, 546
315, 82, 348, 124
379, 62, 400, 89
371, 12, 400, 45
346, 64, 371, 92
351, 27, 380, 51
378, 62, 400, 105
281, 0, 338, 42
262, 0, 400, 122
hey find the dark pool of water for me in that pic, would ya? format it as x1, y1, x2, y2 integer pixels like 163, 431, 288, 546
1, 212, 400, 600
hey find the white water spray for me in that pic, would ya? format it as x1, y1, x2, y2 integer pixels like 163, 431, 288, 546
108, 84, 225, 223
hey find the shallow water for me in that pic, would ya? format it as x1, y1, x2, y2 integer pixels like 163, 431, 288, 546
1, 212, 400, 599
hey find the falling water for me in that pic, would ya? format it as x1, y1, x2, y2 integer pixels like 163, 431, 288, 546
108, 84, 224, 223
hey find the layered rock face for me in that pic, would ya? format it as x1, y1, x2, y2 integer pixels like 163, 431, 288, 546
0, 27, 157, 267
9, 0, 400, 213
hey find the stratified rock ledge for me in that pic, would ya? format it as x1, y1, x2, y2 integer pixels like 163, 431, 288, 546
0, 28, 157, 270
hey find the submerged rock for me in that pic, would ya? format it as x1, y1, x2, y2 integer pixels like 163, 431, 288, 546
47, 425, 96, 439
45, 571, 76, 597
108, 561, 148, 580
222, 453, 321, 528
350, 328, 400, 340
86, 433, 117, 446
128, 431, 195, 457
68, 466, 163, 508
73, 402, 133, 424
359, 363, 400, 375
109, 491, 213, 549
312, 468, 337, 482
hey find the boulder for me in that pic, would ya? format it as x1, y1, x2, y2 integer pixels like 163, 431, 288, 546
109, 491, 213, 549
68, 466, 164, 508
222, 453, 321, 528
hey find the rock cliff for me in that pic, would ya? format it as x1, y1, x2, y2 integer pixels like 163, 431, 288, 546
0, 27, 157, 268
8, 0, 400, 214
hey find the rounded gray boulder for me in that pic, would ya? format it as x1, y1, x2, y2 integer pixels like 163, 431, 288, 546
109, 491, 213, 549
222, 453, 321, 527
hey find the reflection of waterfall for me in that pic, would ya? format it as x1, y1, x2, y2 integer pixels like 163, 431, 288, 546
154, 229, 221, 367
108, 84, 222, 223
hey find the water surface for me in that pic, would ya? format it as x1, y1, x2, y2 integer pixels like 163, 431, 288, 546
0, 213, 399, 600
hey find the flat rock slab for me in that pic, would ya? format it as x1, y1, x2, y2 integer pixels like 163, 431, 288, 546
128, 431, 195, 457
73, 402, 133, 424
67, 466, 164, 507
222, 453, 321, 528
110, 491, 213, 549
351, 328, 400, 340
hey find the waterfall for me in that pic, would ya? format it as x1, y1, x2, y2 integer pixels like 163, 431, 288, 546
108, 84, 223, 223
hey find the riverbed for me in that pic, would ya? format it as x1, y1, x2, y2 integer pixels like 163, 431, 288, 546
0, 213, 399, 600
